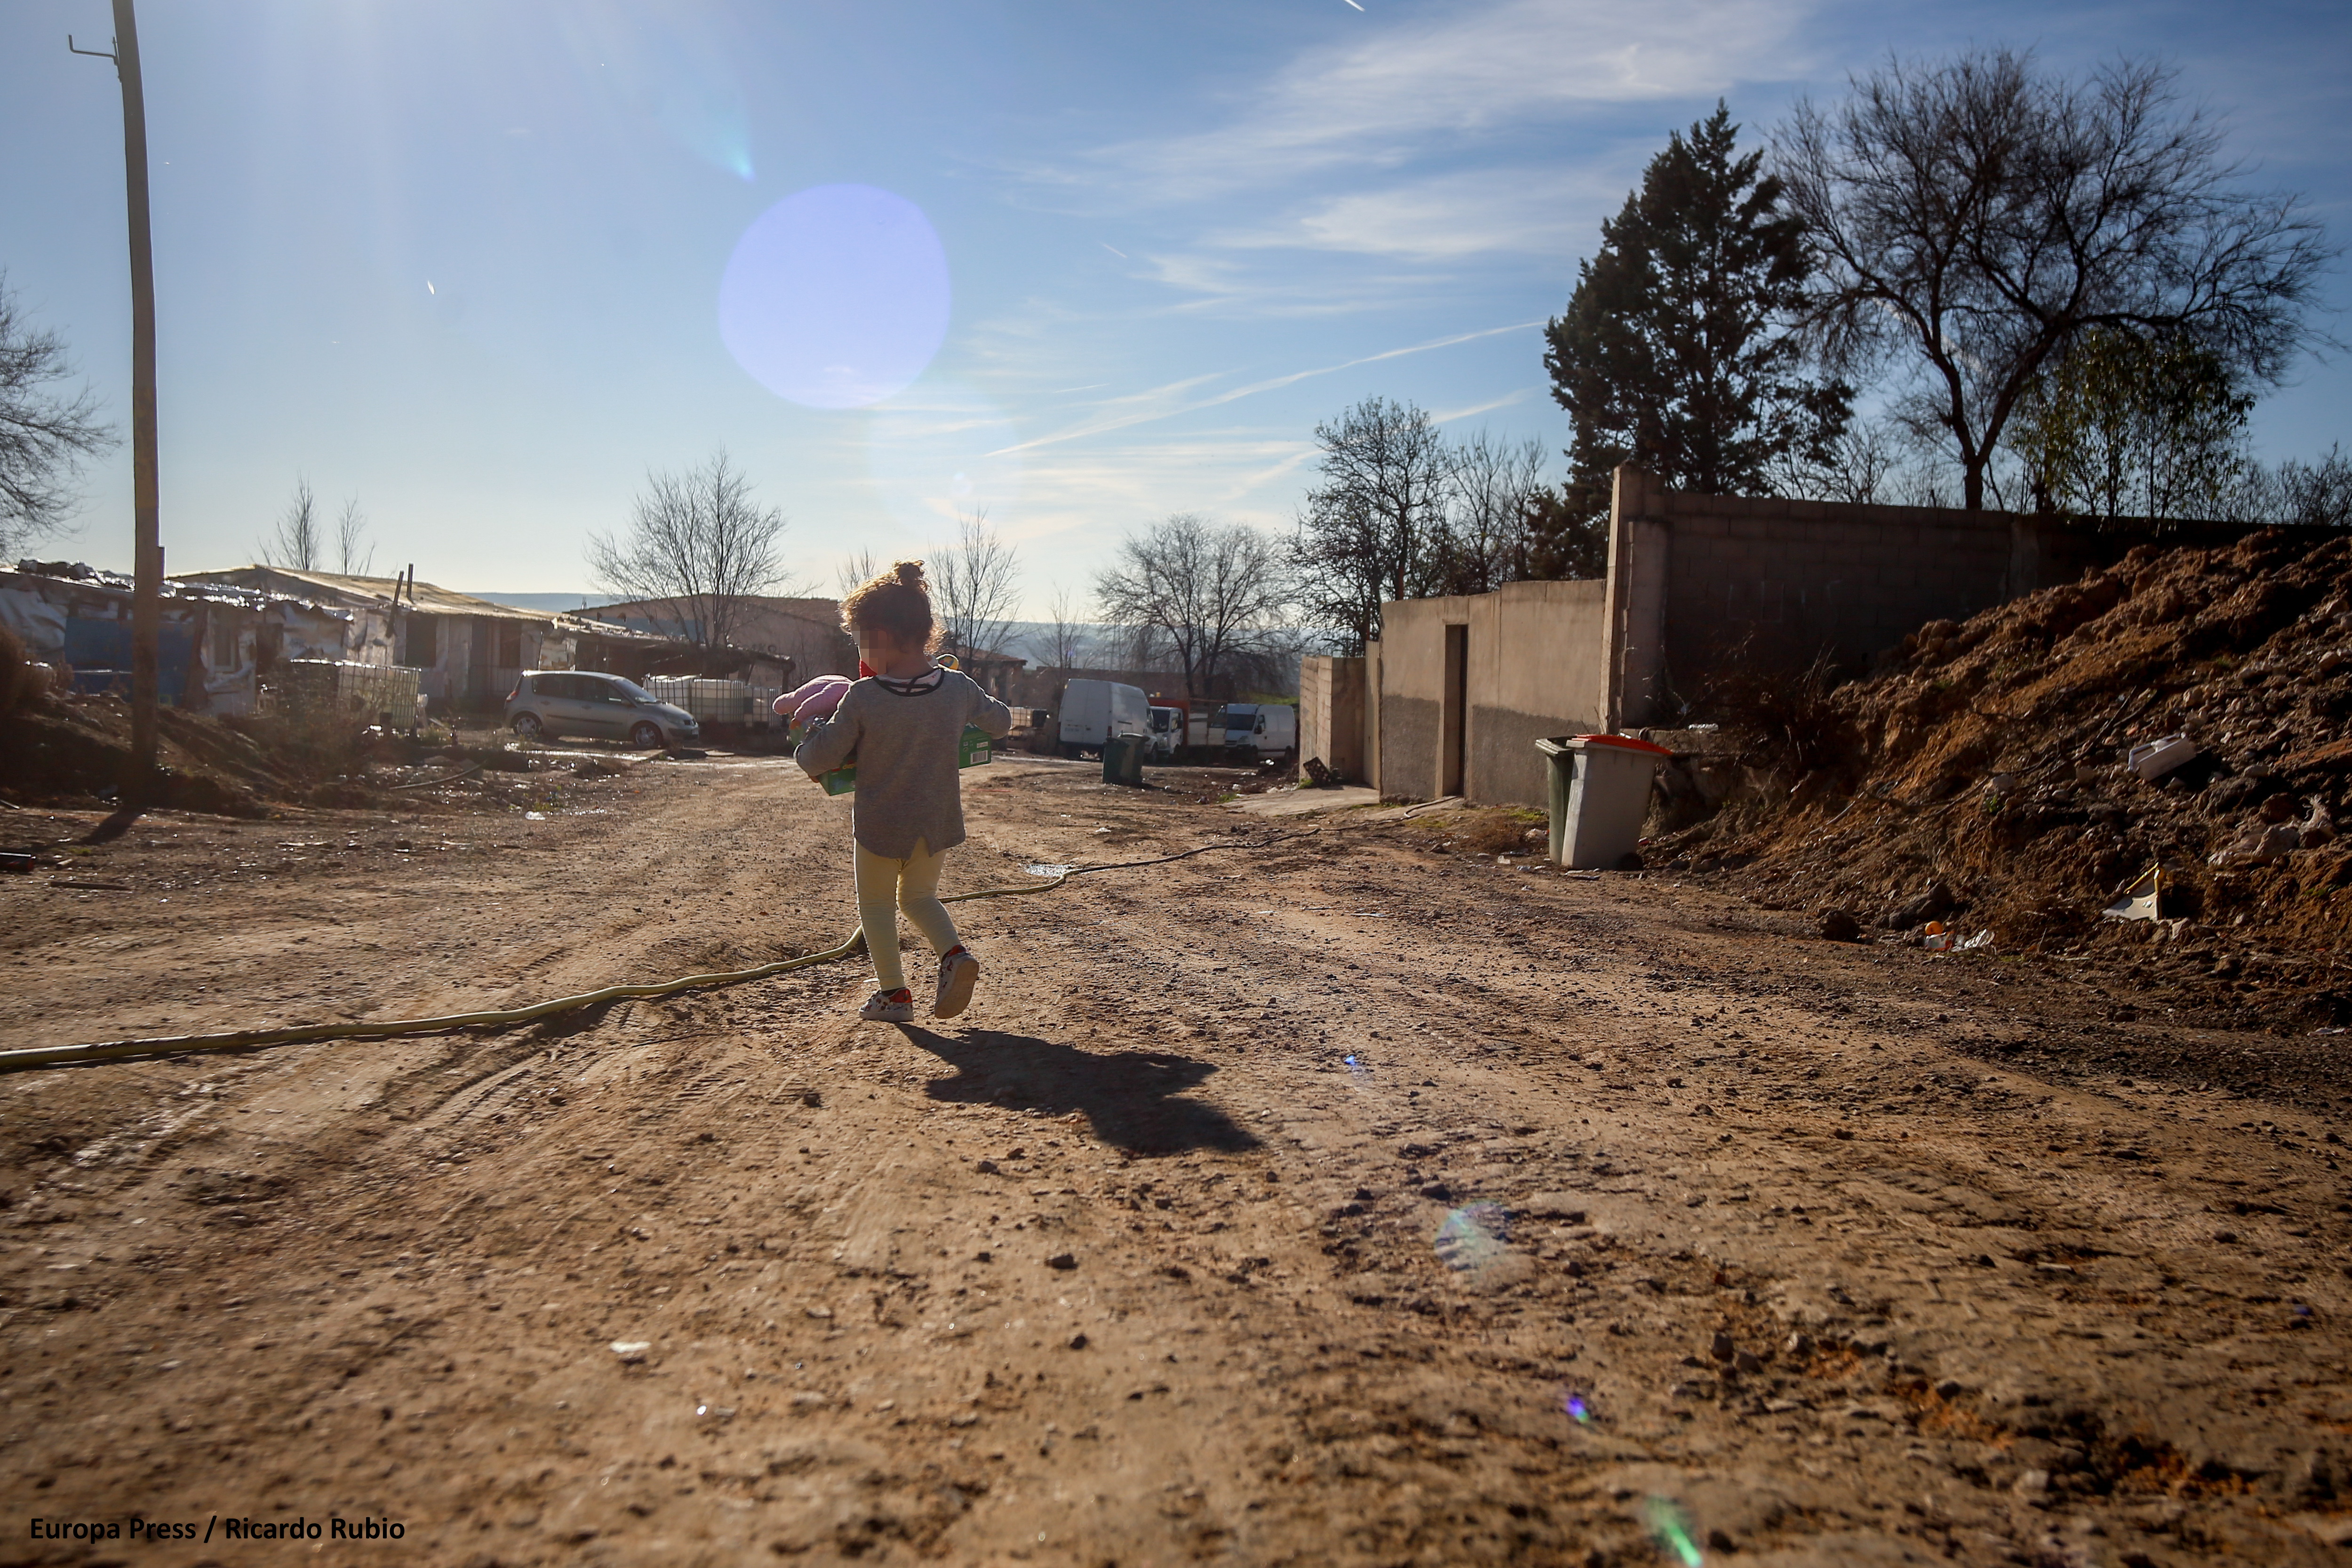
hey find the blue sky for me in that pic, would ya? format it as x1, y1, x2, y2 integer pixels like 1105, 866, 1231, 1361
3, 0, 2347, 613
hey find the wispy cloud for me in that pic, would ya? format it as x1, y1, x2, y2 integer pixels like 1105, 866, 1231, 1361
1120, 247, 1454, 318
986, 320, 1542, 456
1431, 385, 1546, 425
1001, 434, 1323, 550
1210, 163, 1634, 261
1081, 0, 1814, 202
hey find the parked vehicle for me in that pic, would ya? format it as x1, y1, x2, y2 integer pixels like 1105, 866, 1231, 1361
506, 670, 702, 748
1057, 678, 1149, 757
1146, 705, 1185, 760
1212, 701, 1298, 757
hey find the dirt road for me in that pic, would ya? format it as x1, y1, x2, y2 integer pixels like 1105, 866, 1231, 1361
3, 753, 2349, 1566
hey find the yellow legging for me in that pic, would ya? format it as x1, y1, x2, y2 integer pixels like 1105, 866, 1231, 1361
855, 839, 962, 993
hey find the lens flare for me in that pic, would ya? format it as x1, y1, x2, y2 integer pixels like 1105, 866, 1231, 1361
1433, 1202, 1510, 1272
1563, 1389, 1592, 1424
719, 185, 950, 408
642, 34, 753, 180
1642, 1497, 1704, 1567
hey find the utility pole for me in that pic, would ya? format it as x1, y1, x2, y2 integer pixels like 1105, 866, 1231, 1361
72, 1, 162, 803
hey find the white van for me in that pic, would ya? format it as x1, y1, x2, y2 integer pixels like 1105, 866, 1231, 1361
1146, 705, 1185, 760
1214, 702, 1299, 757
1058, 678, 1150, 757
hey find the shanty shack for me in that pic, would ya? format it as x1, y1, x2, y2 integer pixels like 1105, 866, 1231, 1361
176, 567, 681, 716
1, 561, 366, 715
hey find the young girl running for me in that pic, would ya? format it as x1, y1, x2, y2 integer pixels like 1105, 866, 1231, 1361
794, 561, 1014, 1023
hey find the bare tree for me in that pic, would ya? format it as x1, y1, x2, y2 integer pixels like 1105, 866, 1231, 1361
930, 511, 1022, 662
1096, 513, 1288, 698
1776, 417, 1906, 504
260, 476, 323, 570
2236, 444, 2352, 529
1117, 622, 1171, 674
1222, 623, 1311, 699
1026, 584, 1092, 670
586, 449, 794, 648
1437, 429, 1547, 595
834, 549, 880, 601
0, 274, 116, 558
1778, 50, 2334, 509
1289, 397, 1455, 653
334, 498, 374, 575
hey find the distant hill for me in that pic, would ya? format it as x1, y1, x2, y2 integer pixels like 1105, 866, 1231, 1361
462, 591, 609, 613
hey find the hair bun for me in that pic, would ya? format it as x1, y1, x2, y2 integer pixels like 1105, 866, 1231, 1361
893, 560, 925, 589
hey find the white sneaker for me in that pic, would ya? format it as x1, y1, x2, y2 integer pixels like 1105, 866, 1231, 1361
859, 988, 915, 1023
934, 948, 980, 1019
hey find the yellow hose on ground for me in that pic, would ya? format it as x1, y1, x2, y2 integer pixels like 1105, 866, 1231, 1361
0, 875, 1065, 1077
0, 828, 1318, 1076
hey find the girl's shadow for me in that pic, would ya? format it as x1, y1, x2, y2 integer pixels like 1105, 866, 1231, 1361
899, 1026, 1260, 1157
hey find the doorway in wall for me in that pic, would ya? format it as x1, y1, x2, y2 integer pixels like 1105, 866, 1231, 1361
1441, 622, 1467, 798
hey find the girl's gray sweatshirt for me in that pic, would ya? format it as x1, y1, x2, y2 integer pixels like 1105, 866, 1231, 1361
794, 668, 1014, 858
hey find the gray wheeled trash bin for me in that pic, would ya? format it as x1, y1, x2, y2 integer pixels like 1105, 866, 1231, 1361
1102, 732, 1148, 787
1536, 733, 1672, 868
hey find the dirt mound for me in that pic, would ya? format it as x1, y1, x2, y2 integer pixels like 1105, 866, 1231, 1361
0, 696, 283, 813
1657, 527, 2352, 1026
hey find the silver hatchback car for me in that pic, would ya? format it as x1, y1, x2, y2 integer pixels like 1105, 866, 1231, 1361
505, 671, 701, 748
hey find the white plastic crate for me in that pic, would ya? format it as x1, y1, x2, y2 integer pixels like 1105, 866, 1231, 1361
645, 677, 753, 726
271, 660, 424, 725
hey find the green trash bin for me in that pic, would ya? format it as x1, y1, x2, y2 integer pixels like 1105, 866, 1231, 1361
1102, 732, 1148, 787
1536, 733, 1672, 868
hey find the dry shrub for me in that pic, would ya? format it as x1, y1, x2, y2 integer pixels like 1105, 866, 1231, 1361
229, 703, 375, 785
1685, 643, 1856, 786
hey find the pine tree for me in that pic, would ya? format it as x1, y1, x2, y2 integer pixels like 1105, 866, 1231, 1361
1537, 104, 1847, 570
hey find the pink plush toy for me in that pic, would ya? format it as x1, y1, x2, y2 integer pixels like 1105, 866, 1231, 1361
774, 674, 853, 726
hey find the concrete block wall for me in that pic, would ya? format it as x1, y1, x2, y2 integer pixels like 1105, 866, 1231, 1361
1373, 581, 1609, 808
1297, 656, 1366, 782
1365, 466, 2271, 803
1610, 469, 2265, 725
1372, 600, 1448, 801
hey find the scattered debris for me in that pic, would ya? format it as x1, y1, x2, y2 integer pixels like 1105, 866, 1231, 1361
2129, 732, 2198, 782
2104, 866, 2163, 922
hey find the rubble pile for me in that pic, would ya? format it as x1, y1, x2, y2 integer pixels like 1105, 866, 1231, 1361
1659, 527, 2352, 1024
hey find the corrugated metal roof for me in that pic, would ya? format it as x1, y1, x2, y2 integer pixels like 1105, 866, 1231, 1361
9, 563, 340, 615
172, 566, 673, 643
177, 566, 550, 621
